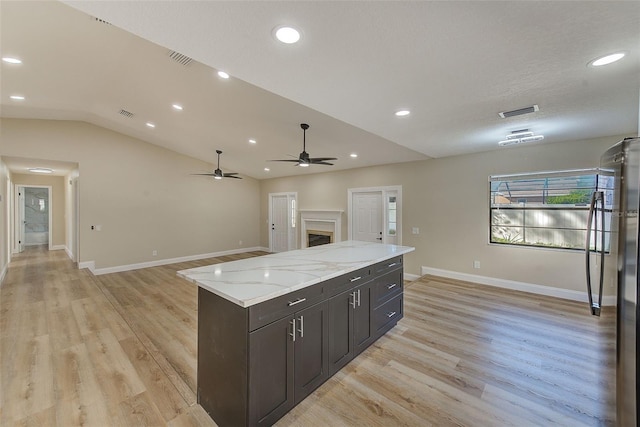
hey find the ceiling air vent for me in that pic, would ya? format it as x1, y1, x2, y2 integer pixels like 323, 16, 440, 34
168, 51, 193, 66
119, 109, 134, 118
91, 16, 113, 26
498, 104, 539, 119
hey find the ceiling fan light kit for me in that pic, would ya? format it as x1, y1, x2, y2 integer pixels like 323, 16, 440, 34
271, 123, 337, 167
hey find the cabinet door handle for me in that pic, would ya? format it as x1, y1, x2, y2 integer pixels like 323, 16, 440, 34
388, 262, 397, 268
357, 289, 361, 307
288, 298, 306, 307
386, 311, 396, 318
297, 315, 304, 338
387, 283, 397, 290
350, 291, 357, 308
350, 276, 362, 282
289, 319, 296, 341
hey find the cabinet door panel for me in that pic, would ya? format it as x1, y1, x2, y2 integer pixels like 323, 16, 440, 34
294, 301, 329, 402
249, 316, 294, 426
353, 283, 374, 355
328, 290, 353, 376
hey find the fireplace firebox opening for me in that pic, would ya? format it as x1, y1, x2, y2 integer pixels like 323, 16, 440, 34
307, 230, 333, 247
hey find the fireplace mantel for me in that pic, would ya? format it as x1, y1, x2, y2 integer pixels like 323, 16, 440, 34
299, 210, 343, 248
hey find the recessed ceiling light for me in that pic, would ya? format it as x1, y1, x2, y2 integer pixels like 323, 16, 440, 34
264, 168, 270, 172
172, 104, 183, 111
350, 153, 358, 158
2, 57, 22, 64
274, 26, 301, 44
590, 52, 625, 67
146, 122, 156, 128
28, 168, 53, 174
249, 139, 257, 144
217, 71, 230, 79
10, 95, 25, 100
395, 110, 410, 117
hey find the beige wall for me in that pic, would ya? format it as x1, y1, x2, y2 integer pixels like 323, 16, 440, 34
0, 118, 261, 269
260, 135, 625, 294
11, 173, 66, 249
0, 157, 9, 282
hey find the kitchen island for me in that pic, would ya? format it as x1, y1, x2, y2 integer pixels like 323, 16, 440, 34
178, 240, 415, 426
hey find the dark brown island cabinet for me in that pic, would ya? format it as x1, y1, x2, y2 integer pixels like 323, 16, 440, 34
197, 255, 405, 426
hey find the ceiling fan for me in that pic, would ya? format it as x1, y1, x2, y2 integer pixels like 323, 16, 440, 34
271, 123, 337, 167
192, 150, 241, 180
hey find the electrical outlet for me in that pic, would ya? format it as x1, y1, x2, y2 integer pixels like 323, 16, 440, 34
95, 225, 102, 231
152, 250, 158, 256
412, 227, 419, 235
473, 260, 481, 269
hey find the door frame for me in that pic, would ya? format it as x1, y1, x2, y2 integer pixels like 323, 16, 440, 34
347, 186, 402, 245
14, 184, 53, 252
268, 192, 298, 253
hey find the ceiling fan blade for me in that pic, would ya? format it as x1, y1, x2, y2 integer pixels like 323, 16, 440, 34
309, 157, 338, 162
311, 161, 334, 166
191, 173, 218, 176
225, 175, 242, 179
270, 159, 301, 163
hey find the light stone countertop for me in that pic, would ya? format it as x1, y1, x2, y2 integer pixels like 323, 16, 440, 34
177, 240, 415, 308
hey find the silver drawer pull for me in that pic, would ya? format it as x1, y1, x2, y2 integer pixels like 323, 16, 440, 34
388, 262, 397, 268
288, 298, 307, 307
386, 311, 397, 318
350, 276, 362, 282
387, 283, 397, 290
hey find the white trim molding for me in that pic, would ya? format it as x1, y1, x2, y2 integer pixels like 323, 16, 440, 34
420, 266, 616, 306
0, 264, 7, 286
403, 272, 420, 281
80, 246, 269, 276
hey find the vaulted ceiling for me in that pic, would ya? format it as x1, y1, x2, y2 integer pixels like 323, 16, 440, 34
1, 1, 639, 179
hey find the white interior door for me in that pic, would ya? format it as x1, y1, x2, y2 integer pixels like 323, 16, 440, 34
353, 192, 383, 243
270, 193, 297, 253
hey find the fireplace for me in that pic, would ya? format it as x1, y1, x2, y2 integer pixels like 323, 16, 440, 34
299, 210, 343, 248
307, 230, 334, 247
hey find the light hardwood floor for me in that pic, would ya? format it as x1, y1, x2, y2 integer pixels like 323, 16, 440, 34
1, 246, 615, 426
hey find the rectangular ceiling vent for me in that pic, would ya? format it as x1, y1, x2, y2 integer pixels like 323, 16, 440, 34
118, 109, 134, 118
499, 104, 539, 119
91, 16, 113, 26
168, 51, 193, 66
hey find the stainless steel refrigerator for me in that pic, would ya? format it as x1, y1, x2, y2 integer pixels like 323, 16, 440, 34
586, 136, 640, 426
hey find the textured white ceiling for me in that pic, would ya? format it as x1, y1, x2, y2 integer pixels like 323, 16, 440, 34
2, 1, 639, 179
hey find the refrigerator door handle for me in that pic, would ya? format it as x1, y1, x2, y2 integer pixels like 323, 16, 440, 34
585, 191, 604, 316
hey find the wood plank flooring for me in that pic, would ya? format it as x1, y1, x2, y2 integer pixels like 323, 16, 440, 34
1, 246, 615, 426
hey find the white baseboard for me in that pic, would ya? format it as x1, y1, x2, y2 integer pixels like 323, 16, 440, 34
64, 246, 74, 261
404, 272, 420, 281
81, 246, 268, 276
51, 244, 66, 251
420, 266, 616, 306
0, 264, 7, 286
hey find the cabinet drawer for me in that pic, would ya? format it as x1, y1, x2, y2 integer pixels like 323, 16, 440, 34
372, 269, 403, 308
326, 266, 372, 297
373, 294, 403, 334
249, 283, 325, 331
373, 256, 403, 275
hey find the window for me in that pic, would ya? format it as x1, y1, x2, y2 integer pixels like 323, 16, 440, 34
387, 196, 397, 235
490, 169, 614, 250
